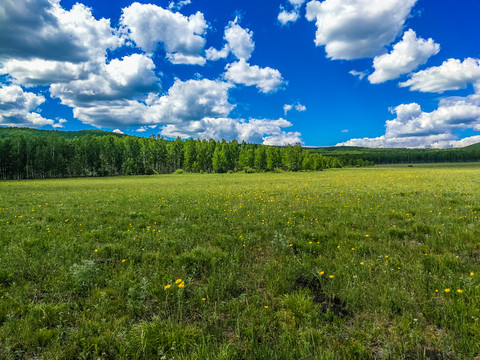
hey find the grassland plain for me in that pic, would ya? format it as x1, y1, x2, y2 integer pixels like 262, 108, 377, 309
1, 167, 480, 359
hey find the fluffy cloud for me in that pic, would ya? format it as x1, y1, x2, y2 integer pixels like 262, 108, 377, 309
400, 58, 480, 93
337, 96, 480, 148
0, 0, 302, 143
0, 0, 122, 63
369, 29, 440, 84
168, 0, 191, 11
278, 0, 305, 25
148, 79, 235, 125
283, 104, 293, 114
226, 19, 255, 60
0, 0, 123, 87
120, 2, 207, 65
305, 0, 417, 60
0, 59, 93, 87
51, 78, 234, 128
237, 118, 296, 143
278, 11, 300, 25
0, 84, 64, 128
295, 104, 307, 112
50, 54, 160, 106
160, 117, 301, 144
224, 59, 285, 93
284, 103, 307, 114
206, 18, 254, 61
205, 46, 230, 61
263, 132, 303, 146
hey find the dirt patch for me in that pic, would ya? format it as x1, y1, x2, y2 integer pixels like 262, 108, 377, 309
293, 275, 351, 318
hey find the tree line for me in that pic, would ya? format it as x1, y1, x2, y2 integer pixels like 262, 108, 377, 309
309, 146, 480, 165
0, 133, 347, 180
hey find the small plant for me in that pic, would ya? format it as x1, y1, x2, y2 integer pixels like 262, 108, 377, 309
71, 259, 98, 292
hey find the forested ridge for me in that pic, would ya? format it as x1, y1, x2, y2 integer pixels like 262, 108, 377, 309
0, 127, 126, 140
0, 128, 346, 180
309, 145, 480, 164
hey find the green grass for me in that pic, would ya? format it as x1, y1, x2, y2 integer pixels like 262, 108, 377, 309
1, 168, 480, 359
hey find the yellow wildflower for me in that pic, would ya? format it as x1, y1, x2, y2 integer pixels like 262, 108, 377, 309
470, 272, 475, 277
329, 275, 334, 279
444, 289, 451, 293
457, 289, 463, 294
178, 282, 185, 288
319, 271, 324, 275
175, 279, 182, 284
121, 259, 126, 263
164, 284, 171, 290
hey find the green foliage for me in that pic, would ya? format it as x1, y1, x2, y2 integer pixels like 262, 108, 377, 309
309, 145, 480, 165
0, 130, 343, 180
0, 126, 126, 139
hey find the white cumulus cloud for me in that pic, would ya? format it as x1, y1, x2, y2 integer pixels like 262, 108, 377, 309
278, 0, 305, 25
148, 79, 235, 125
369, 29, 440, 84
305, 0, 417, 60
0, 0, 122, 63
284, 103, 307, 114
0, 84, 64, 128
0, 0, 123, 87
0, 0, 126, 89
0, 0, 303, 144
224, 59, 285, 93
205, 46, 230, 61
51, 78, 234, 129
337, 95, 480, 148
263, 132, 303, 146
283, 104, 293, 114
400, 58, 480, 93
278, 10, 300, 25
0, 59, 94, 87
160, 117, 301, 145
120, 2, 207, 65
206, 18, 254, 61
295, 103, 307, 112
50, 54, 160, 106
168, 0, 191, 11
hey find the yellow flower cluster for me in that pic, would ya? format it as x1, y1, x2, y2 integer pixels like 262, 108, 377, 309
164, 279, 185, 290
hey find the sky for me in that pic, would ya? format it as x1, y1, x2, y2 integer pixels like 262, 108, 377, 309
1, 0, 480, 148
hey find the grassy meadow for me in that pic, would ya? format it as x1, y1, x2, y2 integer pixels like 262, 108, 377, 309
1, 166, 480, 359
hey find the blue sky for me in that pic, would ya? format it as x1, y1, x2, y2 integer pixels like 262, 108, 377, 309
1, 0, 480, 148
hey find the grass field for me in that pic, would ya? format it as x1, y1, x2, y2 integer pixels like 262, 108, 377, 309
1, 167, 480, 359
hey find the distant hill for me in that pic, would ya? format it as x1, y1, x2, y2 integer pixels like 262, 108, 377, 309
0, 127, 127, 140
462, 142, 480, 150
308, 144, 480, 164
